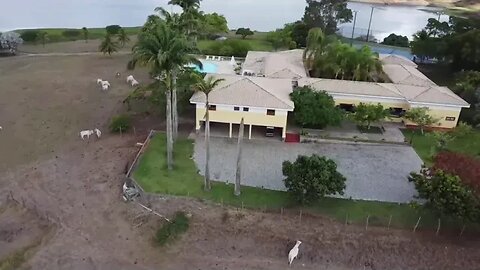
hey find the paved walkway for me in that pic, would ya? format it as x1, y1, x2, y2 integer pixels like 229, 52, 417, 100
194, 137, 423, 203
302, 122, 407, 143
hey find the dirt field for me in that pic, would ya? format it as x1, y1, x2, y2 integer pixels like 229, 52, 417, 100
1, 47, 480, 270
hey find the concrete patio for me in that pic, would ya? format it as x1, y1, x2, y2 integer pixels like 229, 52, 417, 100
193, 136, 422, 203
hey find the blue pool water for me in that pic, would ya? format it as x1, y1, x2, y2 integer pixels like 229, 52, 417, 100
192, 61, 218, 73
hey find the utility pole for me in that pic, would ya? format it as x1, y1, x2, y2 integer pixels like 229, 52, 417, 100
366, 6, 374, 43
350, 10, 358, 46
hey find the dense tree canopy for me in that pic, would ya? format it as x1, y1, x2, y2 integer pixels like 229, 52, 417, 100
200, 12, 228, 38
290, 86, 343, 129
290, 21, 309, 48
411, 17, 480, 71
283, 154, 346, 204
106, 25, 122, 35
409, 168, 480, 222
302, 0, 352, 35
235, 28, 254, 39
382, 33, 409, 47
304, 29, 384, 82
453, 71, 480, 127
266, 29, 295, 51
20, 30, 39, 43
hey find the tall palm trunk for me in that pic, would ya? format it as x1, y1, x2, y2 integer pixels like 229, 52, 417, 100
172, 69, 178, 141
204, 98, 211, 191
234, 118, 245, 196
166, 77, 174, 171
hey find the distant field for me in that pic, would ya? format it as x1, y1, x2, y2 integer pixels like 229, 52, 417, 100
14, 27, 141, 43
198, 39, 274, 53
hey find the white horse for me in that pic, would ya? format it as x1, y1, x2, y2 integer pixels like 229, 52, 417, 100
80, 130, 94, 140
126, 75, 135, 84
288, 240, 302, 265
131, 79, 139, 87
94, 128, 102, 138
101, 81, 110, 91
96, 78, 103, 85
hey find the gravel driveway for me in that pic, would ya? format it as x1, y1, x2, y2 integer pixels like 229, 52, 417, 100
194, 137, 423, 203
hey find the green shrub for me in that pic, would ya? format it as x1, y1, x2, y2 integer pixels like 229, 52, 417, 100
155, 211, 190, 246
20, 30, 40, 42
202, 39, 252, 57
109, 114, 131, 133
283, 154, 346, 204
62, 29, 81, 39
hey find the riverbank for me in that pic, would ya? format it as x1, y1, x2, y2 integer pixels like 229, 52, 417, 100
350, 0, 429, 6
350, 0, 479, 11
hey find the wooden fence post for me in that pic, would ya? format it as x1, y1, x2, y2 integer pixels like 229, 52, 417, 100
436, 218, 441, 236
388, 215, 392, 230
345, 213, 348, 226
366, 215, 370, 231
413, 216, 422, 233
299, 210, 303, 223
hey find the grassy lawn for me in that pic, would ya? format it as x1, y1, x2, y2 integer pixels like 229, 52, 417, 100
132, 133, 471, 231
401, 129, 480, 165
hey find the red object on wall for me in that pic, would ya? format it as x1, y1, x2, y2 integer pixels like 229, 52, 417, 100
285, 133, 300, 143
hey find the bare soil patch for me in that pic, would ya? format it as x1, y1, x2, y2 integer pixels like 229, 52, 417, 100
0, 48, 479, 270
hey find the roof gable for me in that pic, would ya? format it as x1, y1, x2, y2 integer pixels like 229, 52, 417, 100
190, 75, 294, 110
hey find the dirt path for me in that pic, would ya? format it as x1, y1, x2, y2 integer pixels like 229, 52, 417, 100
1, 51, 479, 270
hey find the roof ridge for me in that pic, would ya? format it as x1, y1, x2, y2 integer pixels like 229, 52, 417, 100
246, 77, 293, 109
410, 85, 435, 101
377, 83, 405, 97
210, 75, 247, 93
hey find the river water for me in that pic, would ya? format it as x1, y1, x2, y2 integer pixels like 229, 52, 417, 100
1, 0, 445, 40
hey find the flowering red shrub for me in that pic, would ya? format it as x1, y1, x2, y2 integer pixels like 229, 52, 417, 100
433, 152, 480, 193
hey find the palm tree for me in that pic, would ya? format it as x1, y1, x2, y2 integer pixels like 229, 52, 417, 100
234, 118, 245, 196
99, 33, 119, 56
131, 21, 200, 169
117, 28, 130, 48
151, 8, 201, 140
36, 31, 49, 47
193, 74, 225, 191
164, 0, 202, 41
303, 28, 326, 72
82, 27, 88, 43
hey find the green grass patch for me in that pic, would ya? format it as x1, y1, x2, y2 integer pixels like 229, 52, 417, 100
0, 241, 40, 270
401, 129, 480, 165
134, 133, 473, 231
155, 211, 190, 246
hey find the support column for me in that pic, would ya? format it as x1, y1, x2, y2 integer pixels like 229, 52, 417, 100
229, 123, 232, 138
282, 127, 287, 140
248, 125, 252, 140
195, 120, 201, 132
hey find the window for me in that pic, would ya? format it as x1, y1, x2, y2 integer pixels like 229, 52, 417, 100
389, 107, 406, 118
445, 116, 456, 121
208, 105, 216, 111
338, 104, 355, 113
267, 109, 275, 116
243, 107, 249, 112
234, 106, 240, 111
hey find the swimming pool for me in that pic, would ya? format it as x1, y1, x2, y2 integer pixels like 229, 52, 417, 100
191, 61, 218, 73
